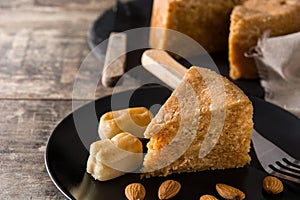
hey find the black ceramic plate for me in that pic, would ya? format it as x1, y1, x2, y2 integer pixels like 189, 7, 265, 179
88, 0, 264, 98
45, 86, 300, 200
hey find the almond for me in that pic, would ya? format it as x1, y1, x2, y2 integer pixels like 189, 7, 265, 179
263, 176, 284, 195
125, 183, 146, 200
158, 180, 181, 199
216, 183, 245, 200
199, 194, 219, 200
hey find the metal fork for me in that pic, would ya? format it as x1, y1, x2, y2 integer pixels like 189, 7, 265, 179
252, 129, 300, 184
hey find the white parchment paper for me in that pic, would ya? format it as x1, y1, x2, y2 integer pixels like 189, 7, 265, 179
247, 31, 300, 118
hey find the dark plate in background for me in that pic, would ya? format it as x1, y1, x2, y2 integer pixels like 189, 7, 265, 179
87, 0, 264, 98
45, 86, 300, 200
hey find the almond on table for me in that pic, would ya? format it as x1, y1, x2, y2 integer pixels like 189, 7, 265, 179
125, 183, 146, 200
263, 176, 284, 195
158, 180, 181, 200
199, 194, 219, 200
216, 183, 245, 200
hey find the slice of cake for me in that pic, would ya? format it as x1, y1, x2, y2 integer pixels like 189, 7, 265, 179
229, 0, 300, 79
142, 66, 253, 177
150, 0, 243, 53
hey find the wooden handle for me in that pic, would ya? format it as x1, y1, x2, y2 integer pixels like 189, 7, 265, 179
102, 32, 127, 87
141, 49, 187, 89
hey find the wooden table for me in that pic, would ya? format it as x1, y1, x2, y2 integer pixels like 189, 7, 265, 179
0, 1, 116, 199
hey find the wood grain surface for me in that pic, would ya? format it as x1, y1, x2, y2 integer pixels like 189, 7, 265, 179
0, 100, 71, 199
0, 0, 117, 199
0, 0, 114, 100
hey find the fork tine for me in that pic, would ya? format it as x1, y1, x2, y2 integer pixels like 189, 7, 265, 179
252, 129, 300, 184
270, 170, 300, 184
272, 162, 300, 178
282, 159, 300, 171
285, 158, 300, 169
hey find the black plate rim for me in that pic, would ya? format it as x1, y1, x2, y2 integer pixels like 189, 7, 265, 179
45, 114, 76, 200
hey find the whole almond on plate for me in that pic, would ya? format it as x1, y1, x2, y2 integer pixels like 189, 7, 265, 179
158, 180, 181, 199
216, 183, 245, 200
263, 176, 284, 195
125, 183, 146, 200
199, 194, 219, 200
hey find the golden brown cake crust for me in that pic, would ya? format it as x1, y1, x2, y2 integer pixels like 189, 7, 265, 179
229, 0, 300, 79
150, 0, 242, 53
143, 66, 253, 177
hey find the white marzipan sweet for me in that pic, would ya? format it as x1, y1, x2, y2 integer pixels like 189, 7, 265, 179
98, 107, 153, 139
87, 132, 143, 181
